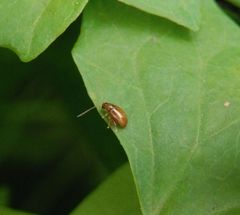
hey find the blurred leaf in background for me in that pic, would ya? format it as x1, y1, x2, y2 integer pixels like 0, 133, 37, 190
71, 163, 141, 215
0, 207, 35, 215
227, 0, 240, 7
118, 0, 202, 31
0, 186, 10, 207
0, 0, 88, 61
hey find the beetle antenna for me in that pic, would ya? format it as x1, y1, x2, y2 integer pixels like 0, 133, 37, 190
77, 106, 96, 118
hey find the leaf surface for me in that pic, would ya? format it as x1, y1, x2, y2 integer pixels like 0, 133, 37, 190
118, 0, 201, 31
72, 0, 240, 214
0, 0, 87, 61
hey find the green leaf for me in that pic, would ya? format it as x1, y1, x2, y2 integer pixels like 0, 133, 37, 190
73, 0, 240, 214
0, 207, 35, 215
118, 0, 201, 31
70, 163, 141, 215
0, 0, 88, 62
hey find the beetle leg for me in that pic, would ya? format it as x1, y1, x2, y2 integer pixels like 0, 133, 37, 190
102, 113, 109, 119
101, 113, 110, 128
107, 115, 112, 129
103, 113, 118, 131
111, 120, 118, 132
113, 125, 118, 132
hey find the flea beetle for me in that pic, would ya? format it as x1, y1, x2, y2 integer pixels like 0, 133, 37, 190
77, 102, 128, 128
102, 102, 128, 128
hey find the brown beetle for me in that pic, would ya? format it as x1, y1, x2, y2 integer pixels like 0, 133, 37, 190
77, 102, 128, 129
102, 102, 128, 128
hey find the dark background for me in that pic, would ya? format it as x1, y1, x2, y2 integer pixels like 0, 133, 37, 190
0, 1, 239, 215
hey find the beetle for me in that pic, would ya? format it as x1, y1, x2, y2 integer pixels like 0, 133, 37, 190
77, 102, 128, 129
102, 102, 128, 128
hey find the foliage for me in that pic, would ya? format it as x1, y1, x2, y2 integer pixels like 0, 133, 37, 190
70, 164, 141, 215
0, 0, 240, 215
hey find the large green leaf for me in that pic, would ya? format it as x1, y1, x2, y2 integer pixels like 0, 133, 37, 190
118, 0, 201, 31
72, 0, 240, 215
0, 0, 88, 62
70, 163, 141, 215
